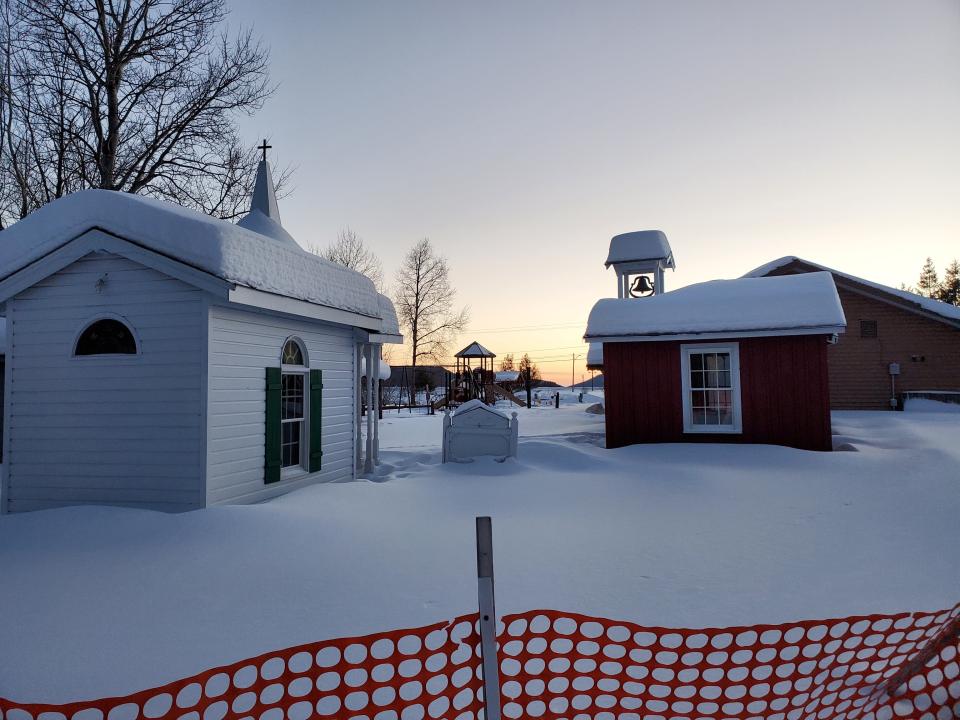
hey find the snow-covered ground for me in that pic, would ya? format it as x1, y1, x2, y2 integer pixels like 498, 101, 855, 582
1, 405, 958, 703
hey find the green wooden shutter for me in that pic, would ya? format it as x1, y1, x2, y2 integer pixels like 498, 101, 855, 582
309, 369, 323, 472
265, 367, 282, 484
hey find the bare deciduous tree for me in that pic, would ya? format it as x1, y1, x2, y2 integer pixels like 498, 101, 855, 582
0, 0, 279, 226
312, 227, 384, 290
393, 238, 469, 370
518, 353, 541, 382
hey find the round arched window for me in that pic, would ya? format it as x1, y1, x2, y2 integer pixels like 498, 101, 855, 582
75, 319, 138, 356
282, 338, 305, 366
280, 338, 308, 469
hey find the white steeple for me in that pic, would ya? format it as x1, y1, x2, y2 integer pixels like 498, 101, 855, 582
237, 140, 298, 247
250, 157, 281, 222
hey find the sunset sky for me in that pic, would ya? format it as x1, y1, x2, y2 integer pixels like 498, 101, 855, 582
229, 0, 960, 383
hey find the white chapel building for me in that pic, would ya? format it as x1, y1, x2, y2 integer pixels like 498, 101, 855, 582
0, 157, 400, 513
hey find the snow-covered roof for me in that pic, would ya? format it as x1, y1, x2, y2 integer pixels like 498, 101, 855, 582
745, 256, 960, 325
360, 357, 392, 381
452, 398, 510, 419
236, 209, 297, 246
378, 294, 400, 336
586, 342, 602, 368
494, 370, 520, 382
0, 190, 384, 321
455, 341, 495, 358
605, 230, 675, 268
585, 271, 846, 341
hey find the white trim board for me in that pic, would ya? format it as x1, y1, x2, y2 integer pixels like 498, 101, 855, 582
0, 229, 232, 303
228, 286, 382, 333
0, 228, 396, 332
586, 325, 845, 344
680, 342, 743, 435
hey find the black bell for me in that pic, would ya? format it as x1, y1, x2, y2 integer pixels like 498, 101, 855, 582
629, 275, 655, 297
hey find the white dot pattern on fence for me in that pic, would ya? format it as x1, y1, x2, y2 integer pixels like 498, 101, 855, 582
497, 606, 960, 720
0, 615, 485, 720
1, 605, 958, 720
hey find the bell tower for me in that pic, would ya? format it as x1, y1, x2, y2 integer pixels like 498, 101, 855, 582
605, 230, 675, 298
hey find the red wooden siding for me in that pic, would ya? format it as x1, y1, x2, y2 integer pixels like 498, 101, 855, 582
604, 335, 832, 451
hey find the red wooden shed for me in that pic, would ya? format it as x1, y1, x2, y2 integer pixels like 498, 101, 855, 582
585, 272, 847, 451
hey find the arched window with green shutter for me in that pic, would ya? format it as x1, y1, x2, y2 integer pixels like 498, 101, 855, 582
265, 338, 322, 483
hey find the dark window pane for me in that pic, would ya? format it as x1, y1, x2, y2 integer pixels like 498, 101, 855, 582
692, 408, 707, 425
75, 319, 137, 355
692, 391, 706, 408
706, 371, 719, 388
718, 371, 731, 388
282, 421, 301, 468
705, 353, 719, 371
691, 354, 703, 371
704, 408, 721, 425
691, 371, 704, 389
718, 353, 730, 370
719, 407, 733, 425
281, 374, 304, 420
718, 390, 732, 407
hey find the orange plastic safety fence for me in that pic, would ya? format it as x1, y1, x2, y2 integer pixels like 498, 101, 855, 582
497, 605, 960, 720
1, 605, 958, 720
0, 614, 485, 720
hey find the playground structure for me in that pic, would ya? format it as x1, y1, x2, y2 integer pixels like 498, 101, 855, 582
422, 341, 527, 410
430, 341, 527, 411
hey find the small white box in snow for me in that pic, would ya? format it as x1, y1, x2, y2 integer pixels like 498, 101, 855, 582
442, 400, 519, 463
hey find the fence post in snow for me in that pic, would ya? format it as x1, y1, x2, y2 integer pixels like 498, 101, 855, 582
476, 516, 502, 720
555, 392, 560, 409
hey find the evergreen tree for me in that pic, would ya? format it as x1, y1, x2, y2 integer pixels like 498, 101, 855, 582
939, 259, 960, 306
917, 257, 939, 298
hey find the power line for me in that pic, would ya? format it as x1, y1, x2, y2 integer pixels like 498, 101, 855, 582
463, 321, 585, 333
496, 344, 588, 355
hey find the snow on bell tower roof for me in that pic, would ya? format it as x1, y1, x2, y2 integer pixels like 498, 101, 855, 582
604, 230, 675, 269
237, 141, 298, 247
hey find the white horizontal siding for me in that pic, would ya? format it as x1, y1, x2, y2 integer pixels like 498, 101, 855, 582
206, 304, 356, 505
4, 252, 205, 513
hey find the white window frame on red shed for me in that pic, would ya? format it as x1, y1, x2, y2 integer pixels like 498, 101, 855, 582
680, 343, 743, 434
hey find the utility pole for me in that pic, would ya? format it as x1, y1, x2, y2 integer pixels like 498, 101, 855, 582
570, 353, 581, 391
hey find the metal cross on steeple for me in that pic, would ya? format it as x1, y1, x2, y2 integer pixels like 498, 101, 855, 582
258, 139, 272, 162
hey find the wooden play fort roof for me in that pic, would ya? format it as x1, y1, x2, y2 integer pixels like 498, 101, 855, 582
455, 341, 496, 358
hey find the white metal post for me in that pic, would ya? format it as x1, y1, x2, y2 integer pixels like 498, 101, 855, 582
476, 516, 502, 720
372, 344, 381, 463
355, 344, 363, 474
364, 344, 375, 474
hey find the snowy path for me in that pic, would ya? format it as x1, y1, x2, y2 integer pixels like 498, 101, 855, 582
1, 406, 958, 702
